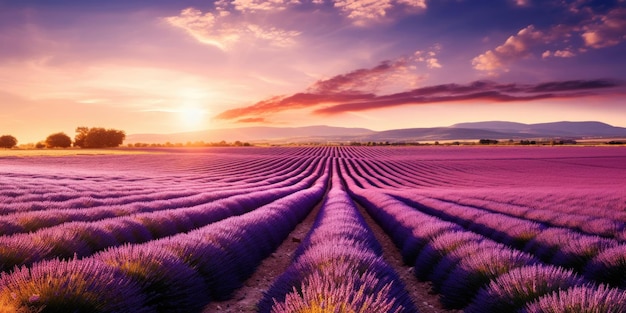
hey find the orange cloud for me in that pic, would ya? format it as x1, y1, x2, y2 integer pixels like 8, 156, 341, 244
236, 117, 269, 123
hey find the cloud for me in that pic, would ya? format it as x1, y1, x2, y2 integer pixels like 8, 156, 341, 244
582, 7, 626, 48
314, 79, 621, 114
164, 7, 300, 50
472, 25, 545, 74
231, 0, 296, 12
215, 56, 426, 119
236, 117, 269, 123
513, 0, 530, 6
216, 92, 377, 119
414, 45, 442, 69
473, 6, 626, 74
216, 75, 621, 119
166, 0, 430, 48
246, 25, 301, 48
331, 0, 426, 25
306, 58, 413, 94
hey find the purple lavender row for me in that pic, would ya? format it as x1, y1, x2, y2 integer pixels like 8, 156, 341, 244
0, 167, 329, 312
0, 154, 315, 216
0, 158, 327, 273
337, 161, 625, 312
341, 150, 626, 287
464, 264, 626, 313
0, 150, 313, 206
0, 156, 322, 236
423, 191, 626, 241
349, 188, 626, 311
258, 167, 417, 313
389, 192, 619, 274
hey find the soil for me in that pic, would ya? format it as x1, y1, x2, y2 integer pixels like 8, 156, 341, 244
202, 200, 459, 313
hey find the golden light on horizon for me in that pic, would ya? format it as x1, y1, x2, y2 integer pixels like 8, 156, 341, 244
174, 88, 212, 131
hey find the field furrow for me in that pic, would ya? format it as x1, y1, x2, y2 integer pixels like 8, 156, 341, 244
0, 146, 624, 312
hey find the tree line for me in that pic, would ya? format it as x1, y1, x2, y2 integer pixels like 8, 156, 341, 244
0, 127, 126, 149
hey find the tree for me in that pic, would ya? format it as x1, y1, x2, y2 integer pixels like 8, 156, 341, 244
74, 127, 126, 148
74, 126, 89, 148
45, 132, 72, 148
0, 135, 17, 149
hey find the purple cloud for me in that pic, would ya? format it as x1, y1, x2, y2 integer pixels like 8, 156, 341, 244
215, 76, 621, 119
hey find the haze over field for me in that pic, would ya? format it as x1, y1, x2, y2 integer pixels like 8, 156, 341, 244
1, 0, 625, 143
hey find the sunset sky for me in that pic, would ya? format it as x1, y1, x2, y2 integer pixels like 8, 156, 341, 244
1, 0, 625, 143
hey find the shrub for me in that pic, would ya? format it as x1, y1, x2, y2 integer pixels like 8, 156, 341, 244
439, 247, 538, 309
0, 237, 52, 273
550, 235, 616, 271
465, 265, 586, 313
0, 258, 148, 312
96, 245, 208, 312
44, 132, 72, 148
522, 284, 626, 313
0, 135, 17, 148
414, 231, 483, 281
584, 244, 626, 288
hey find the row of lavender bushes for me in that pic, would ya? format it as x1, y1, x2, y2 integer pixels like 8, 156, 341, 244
258, 168, 418, 313
0, 158, 326, 273
340, 154, 626, 289
0, 156, 321, 234
0, 167, 328, 312
387, 191, 626, 288
424, 190, 626, 240
339, 163, 626, 312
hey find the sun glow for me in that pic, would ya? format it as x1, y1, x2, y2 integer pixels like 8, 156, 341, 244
174, 88, 213, 131
177, 105, 208, 130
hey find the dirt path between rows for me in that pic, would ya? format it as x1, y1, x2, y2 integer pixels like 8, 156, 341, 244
203, 197, 458, 313
355, 202, 460, 313
202, 198, 324, 312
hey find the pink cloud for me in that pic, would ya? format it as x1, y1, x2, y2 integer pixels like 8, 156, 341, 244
582, 8, 626, 48
215, 56, 428, 119
164, 6, 300, 50
472, 25, 545, 74
332, 0, 427, 25
307, 58, 412, 94
216, 75, 621, 119
231, 0, 294, 12
236, 117, 269, 123
315, 79, 621, 114
473, 7, 626, 74
414, 45, 442, 69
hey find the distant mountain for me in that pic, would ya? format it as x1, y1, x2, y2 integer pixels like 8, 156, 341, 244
126, 121, 626, 144
451, 121, 626, 138
355, 127, 520, 142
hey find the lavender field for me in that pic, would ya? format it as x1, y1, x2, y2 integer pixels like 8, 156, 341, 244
1, 146, 625, 312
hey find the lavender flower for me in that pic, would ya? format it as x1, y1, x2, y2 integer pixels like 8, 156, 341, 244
522, 284, 626, 313
465, 264, 586, 313
0, 258, 148, 312
96, 244, 208, 312
439, 247, 538, 308
584, 244, 626, 288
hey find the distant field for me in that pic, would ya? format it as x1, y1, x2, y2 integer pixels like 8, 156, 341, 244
0, 148, 152, 157
0, 146, 625, 312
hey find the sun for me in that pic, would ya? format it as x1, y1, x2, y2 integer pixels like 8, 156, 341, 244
174, 88, 213, 131
178, 105, 208, 130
